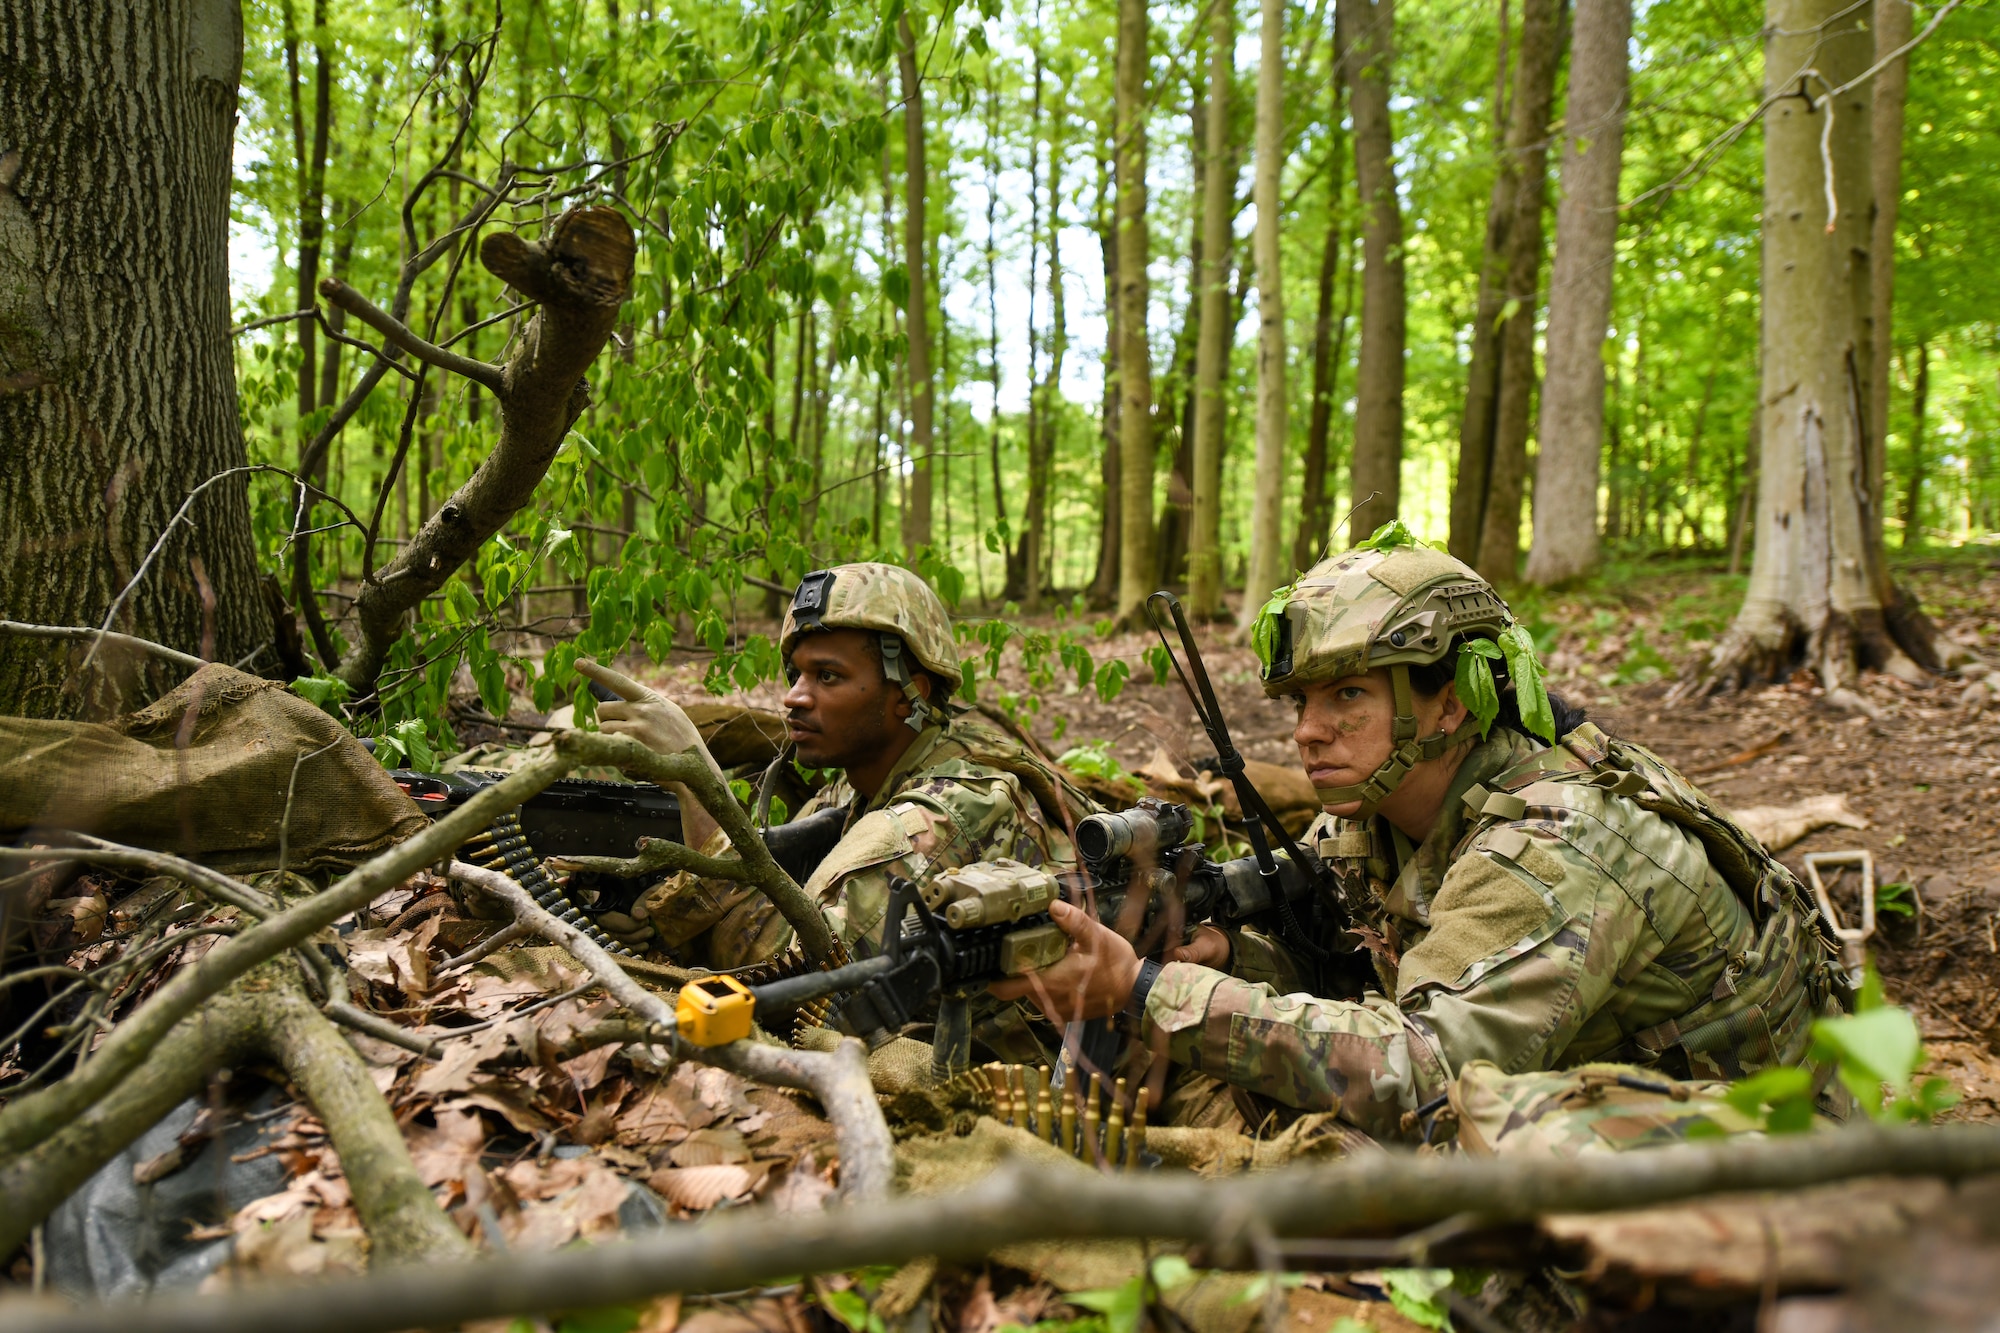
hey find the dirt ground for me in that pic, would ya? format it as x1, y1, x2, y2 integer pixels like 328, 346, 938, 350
631, 553, 2000, 1117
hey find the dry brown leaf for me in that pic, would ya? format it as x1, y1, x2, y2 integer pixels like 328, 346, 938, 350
689, 1064, 756, 1119
561, 1042, 620, 1095
410, 1023, 515, 1097
650, 1163, 755, 1211
406, 1107, 487, 1187
440, 1087, 558, 1134
616, 1080, 693, 1146
634, 1293, 683, 1333
765, 1157, 836, 1214
670, 1127, 750, 1167
1730, 793, 1869, 853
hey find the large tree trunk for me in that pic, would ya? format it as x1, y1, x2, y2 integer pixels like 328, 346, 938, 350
1334, 0, 1404, 544
897, 12, 934, 554
1525, 0, 1629, 586
1239, 0, 1290, 631
1088, 150, 1121, 609
1188, 1, 1236, 620
1450, 0, 1562, 580
0, 0, 273, 718
1690, 0, 1936, 700
1294, 57, 1350, 575
1113, 0, 1156, 623
1041, 98, 1069, 600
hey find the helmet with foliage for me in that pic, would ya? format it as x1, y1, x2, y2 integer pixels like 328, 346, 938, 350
782, 563, 963, 729
1251, 522, 1552, 813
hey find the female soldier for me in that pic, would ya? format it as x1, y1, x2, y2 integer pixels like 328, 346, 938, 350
996, 539, 1844, 1141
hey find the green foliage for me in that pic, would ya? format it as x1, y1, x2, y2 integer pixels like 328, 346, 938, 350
1057, 740, 1131, 784
1608, 629, 1673, 687
1876, 881, 1917, 919
1497, 624, 1554, 742
1454, 638, 1503, 737
289, 672, 350, 715
1379, 1269, 1461, 1330
1355, 519, 1427, 552
1068, 1256, 1198, 1333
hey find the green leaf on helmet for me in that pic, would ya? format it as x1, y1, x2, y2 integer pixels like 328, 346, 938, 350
1455, 644, 1501, 737
1499, 623, 1556, 742
1357, 519, 1424, 552
1250, 583, 1295, 670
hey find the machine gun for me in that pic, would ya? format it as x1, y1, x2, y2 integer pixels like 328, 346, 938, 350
391, 768, 850, 955
675, 858, 1065, 1080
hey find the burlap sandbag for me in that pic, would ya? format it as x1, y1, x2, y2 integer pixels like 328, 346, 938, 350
0, 664, 426, 872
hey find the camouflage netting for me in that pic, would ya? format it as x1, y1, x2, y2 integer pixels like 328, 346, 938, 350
0, 663, 426, 873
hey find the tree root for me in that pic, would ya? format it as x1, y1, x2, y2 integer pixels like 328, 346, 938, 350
20, 1123, 2000, 1333
450, 859, 893, 1204
0, 960, 468, 1265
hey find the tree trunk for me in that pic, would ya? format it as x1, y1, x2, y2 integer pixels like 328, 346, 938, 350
1866, 0, 1911, 557
1691, 0, 1935, 700
1294, 55, 1349, 575
1334, 0, 1404, 544
1452, 0, 1562, 580
1014, 43, 1047, 607
1188, 5, 1236, 619
1113, 0, 1156, 623
1237, 0, 1291, 632
1088, 149, 1121, 609
896, 12, 934, 554
1900, 338, 1927, 549
1524, 0, 1628, 585
1042, 97, 1069, 600
0, 0, 273, 718
984, 68, 1009, 597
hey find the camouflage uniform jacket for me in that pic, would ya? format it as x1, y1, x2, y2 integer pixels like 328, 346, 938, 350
1143, 722, 1839, 1142
644, 716, 1090, 970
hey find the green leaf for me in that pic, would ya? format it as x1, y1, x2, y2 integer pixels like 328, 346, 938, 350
1380, 1269, 1454, 1331
1142, 641, 1172, 686
290, 673, 351, 715
1068, 1276, 1145, 1333
388, 718, 436, 772
1813, 1004, 1923, 1101
1356, 519, 1424, 552
1094, 658, 1131, 703
1497, 623, 1556, 742
1455, 649, 1500, 738
1250, 583, 1294, 672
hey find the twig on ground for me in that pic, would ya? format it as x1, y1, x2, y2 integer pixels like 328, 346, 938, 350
449, 857, 892, 1203
22, 1123, 2000, 1333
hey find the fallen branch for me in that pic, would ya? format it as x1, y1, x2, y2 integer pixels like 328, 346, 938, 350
450, 859, 892, 1204
0, 837, 279, 922
19, 1124, 2000, 1333
0, 746, 575, 1163
0, 622, 204, 672
0, 960, 468, 1263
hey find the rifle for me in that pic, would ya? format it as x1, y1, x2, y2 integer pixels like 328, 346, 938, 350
391, 768, 851, 955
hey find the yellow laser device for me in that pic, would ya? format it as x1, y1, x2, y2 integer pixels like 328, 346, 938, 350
676, 975, 755, 1047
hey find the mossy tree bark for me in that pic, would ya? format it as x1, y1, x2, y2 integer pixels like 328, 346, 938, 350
1112, 0, 1156, 624
0, 0, 273, 718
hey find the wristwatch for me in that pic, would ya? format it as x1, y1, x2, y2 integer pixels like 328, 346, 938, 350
1122, 958, 1163, 1029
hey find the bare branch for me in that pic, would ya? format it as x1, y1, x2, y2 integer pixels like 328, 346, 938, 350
0, 622, 204, 671
318, 277, 506, 392
21, 1124, 2000, 1333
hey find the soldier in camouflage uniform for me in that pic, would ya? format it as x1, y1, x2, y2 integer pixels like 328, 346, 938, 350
614, 563, 1094, 997
995, 540, 1846, 1143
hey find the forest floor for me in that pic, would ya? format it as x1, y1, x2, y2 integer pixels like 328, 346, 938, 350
639, 547, 2000, 1120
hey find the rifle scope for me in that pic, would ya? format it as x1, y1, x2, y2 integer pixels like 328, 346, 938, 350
1075, 799, 1195, 865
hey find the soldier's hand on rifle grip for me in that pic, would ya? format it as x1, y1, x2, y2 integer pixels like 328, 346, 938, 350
988, 899, 1143, 1024
577, 659, 726, 849
1165, 924, 1231, 970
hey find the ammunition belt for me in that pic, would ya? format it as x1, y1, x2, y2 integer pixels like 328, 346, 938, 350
464, 809, 633, 957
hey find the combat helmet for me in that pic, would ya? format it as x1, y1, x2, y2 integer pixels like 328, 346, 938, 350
1256, 538, 1515, 813
783, 563, 962, 731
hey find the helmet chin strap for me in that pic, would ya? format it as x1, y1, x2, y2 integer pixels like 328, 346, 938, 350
878, 634, 934, 733
1313, 664, 1479, 819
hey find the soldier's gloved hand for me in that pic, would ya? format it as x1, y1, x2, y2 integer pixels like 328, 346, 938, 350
988, 899, 1142, 1024
575, 659, 725, 850
575, 660, 726, 786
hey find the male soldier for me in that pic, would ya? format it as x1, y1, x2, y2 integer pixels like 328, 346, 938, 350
996, 542, 1845, 1142
580, 563, 1092, 988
